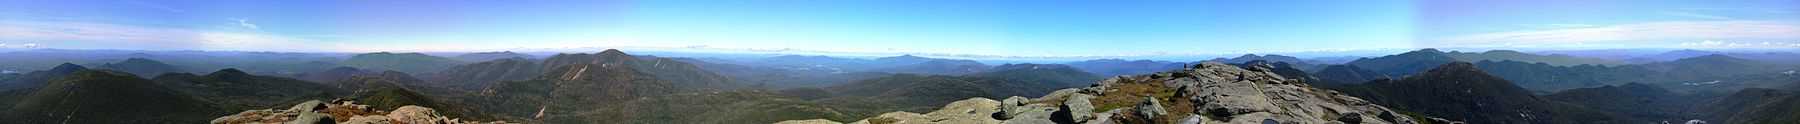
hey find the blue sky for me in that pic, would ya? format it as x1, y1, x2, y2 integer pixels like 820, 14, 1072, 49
0, 0, 1795, 57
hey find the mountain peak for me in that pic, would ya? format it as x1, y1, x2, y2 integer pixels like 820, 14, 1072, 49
599, 49, 628, 55
880, 54, 928, 60
1212, 54, 1304, 64
1238, 54, 1261, 58
206, 68, 251, 78
1670, 54, 1753, 64
1408, 48, 1446, 54
325, 66, 362, 72
100, 58, 184, 77
49, 63, 89, 73
1687, 54, 1738, 60
121, 58, 160, 63
990, 63, 1073, 70
1483, 50, 1526, 54
354, 52, 432, 57
596, 49, 636, 60
874, 54, 938, 64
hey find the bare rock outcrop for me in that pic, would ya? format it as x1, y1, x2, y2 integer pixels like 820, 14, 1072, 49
211, 100, 513, 124
781, 62, 1428, 124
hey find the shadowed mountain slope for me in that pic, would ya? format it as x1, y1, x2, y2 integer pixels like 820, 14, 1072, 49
4, 70, 228, 123
97, 58, 186, 78
1337, 62, 1631, 123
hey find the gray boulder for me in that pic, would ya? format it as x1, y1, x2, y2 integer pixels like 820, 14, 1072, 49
997, 96, 1031, 119
342, 115, 392, 124
1136, 96, 1169, 121
1054, 94, 1096, 123
288, 100, 327, 112
288, 112, 334, 124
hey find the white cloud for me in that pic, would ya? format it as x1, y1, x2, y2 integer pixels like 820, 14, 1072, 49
1439, 21, 1800, 48
231, 18, 259, 30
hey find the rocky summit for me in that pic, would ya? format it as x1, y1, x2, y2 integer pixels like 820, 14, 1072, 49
779, 62, 1437, 124
212, 99, 512, 124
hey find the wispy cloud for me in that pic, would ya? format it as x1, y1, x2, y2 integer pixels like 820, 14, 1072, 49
0, 20, 320, 51
1680, 7, 1796, 14
1680, 40, 1800, 48
1439, 21, 1800, 48
1516, 23, 1597, 29
124, 0, 184, 13
230, 18, 259, 30
1662, 11, 1733, 20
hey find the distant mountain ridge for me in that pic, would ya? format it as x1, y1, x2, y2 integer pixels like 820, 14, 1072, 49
1445, 50, 1624, 66
1065, 59, 1188, 77
97, 58, 187, 78
1346, 48, 1461, 77
468, 49, 752, 123
824, 63, 1100, 107
714, 54, 997, 76
0, 63, 87, 90
341, 52, 465, 74
426, 58, 542, 90
154, 68, 349, 108
1336, 62, 1630, 123
1311, 64, 1386, 84
1329, 48, 1790, 92
1209, 54, 1307, 64
454, 51, 535, 62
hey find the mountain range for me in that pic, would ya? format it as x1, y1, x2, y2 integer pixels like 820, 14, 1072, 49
341, 52, 466, 74
1334, 62, 1628, 123
1, 48, 1798, 124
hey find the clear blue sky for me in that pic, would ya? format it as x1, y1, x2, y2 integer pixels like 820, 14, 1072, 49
1, 0, 1795, 56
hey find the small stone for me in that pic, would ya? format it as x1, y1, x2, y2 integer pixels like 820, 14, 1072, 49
773, 119, 842, 124
1179, 114, 1206, 124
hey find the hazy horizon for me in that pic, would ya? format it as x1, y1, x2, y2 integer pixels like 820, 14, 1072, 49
2, 0, 1797, 57
7, 1, 1800, 123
